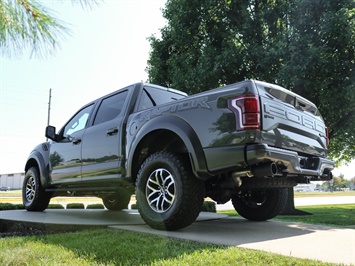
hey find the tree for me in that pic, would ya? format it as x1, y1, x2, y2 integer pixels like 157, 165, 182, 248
0, 0, 100, 57
147, 0, 355, 215
276, 0, 355, 164
323, 174, 349, 191
333, 174, 349, 190
147, 0, 355, 163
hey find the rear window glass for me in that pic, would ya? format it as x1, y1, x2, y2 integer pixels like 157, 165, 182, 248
263, 87, 321, 117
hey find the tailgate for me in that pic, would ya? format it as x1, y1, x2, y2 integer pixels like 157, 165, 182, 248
255, 81, 327, 157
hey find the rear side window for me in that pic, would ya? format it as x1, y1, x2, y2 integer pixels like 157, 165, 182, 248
137, 86, 186, 111
138, 90, 155, 110
94, 91, 128, 125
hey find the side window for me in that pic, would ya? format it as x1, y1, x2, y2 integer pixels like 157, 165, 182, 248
137, 86, 186, 111
93, 91, 128, 125
137, 90, 154, 111
63, 104, 94, 138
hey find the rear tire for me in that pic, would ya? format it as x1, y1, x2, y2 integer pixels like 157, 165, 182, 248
231, 188, 288, 221
136, 152, 204, 231
22, 167, 51, 211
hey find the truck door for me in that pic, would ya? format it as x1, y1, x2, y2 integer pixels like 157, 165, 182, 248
81, 90, 129, 182
49, 104, 94, 183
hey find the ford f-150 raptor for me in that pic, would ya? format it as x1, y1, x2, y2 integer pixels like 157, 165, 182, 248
23, 80, 334, 230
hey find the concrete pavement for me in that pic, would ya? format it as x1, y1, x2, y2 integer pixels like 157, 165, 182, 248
0, 209, 226, 225
0, 209, 354, 265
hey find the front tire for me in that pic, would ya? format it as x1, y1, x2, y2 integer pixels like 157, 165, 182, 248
102, 191, 131, 210
231, 188, 288, 221
136, 152, 204, 231
22, 167, 51, 211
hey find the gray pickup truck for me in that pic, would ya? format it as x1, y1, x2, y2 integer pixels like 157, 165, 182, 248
24, 80, 334, 230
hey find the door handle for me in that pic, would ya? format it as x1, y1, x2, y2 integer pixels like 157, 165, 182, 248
107, 128, 118, 136
72, 138, 81, 145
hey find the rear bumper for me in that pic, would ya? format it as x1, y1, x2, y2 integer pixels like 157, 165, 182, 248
246, 144, 334, 178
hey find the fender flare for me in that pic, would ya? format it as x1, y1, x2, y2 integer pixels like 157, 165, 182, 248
25, 150, 50, 188
126, 115, 210, 180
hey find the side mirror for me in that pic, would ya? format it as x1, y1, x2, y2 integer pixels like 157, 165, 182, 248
45, 125, 57, 141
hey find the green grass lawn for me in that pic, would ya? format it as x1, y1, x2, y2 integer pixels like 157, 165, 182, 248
1, 204, 353, 265
293, 191, 355, 198
218, 204, 355, 228
275, 204, 355, 228
0, 191, 353, 265
0, 228, 335, 266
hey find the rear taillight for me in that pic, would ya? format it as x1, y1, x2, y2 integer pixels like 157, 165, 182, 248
228, 94, 261, 130
325, 126, 329, 148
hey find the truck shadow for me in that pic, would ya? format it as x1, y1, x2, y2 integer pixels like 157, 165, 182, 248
111, 215, 338, 246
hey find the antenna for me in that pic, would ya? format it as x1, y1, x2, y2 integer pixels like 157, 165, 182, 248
46, 88, 52, 141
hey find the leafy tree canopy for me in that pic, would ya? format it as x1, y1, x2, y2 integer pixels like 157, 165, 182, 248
147, 0, 355, 165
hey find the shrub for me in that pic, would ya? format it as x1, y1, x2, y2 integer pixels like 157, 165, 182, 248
130, 203, 138, 210
14, 204, 25, 210
86, 204, 105, 209
202, 201, 216, 213
66, 203, 85, 209
0, 203, 16, 210
48, 204, 65, 209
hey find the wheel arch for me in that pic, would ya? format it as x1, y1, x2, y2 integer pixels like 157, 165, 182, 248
127, 116, 210, 183
25, 152, 49, 188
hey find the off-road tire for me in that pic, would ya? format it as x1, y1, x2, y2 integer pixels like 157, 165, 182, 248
231, 188, 288, 221
22, 167, 51, 211
136, 151, 204, 231
102, 191, 131, 210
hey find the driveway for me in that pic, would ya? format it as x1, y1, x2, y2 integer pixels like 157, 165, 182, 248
0, 209, 354, 265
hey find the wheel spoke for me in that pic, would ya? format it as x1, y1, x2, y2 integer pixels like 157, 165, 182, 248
25, 176, 36, 202
146, 168, 176, 213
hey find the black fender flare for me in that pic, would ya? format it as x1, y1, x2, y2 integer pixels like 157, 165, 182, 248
25, 150, 50, 188
126, 115, 210, 180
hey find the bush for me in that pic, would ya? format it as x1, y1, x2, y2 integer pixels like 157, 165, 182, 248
86, 204, 105, 209
13, 204, 25, 210
0, 203, 25, 210
130, 203, 138, 210
202, 201, 216, 213
48, 204, 65, 209
0, 203, 16, 210
66, 203, 85, 209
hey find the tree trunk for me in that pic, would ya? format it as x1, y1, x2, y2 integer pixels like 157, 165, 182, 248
279, 188, 312, 215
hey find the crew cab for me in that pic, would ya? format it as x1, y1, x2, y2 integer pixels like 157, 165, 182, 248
23, 80, 334, 230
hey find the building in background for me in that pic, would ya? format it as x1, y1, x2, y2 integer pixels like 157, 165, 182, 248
0, 173, 25, 189
294, 183, 317, 192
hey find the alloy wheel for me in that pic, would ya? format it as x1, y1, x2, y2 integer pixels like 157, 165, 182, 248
146, 168, 176, 213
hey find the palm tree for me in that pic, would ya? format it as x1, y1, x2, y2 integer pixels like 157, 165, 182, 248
0, 0, 100, 57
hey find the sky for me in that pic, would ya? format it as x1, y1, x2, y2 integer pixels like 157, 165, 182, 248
0, 0, 167, 174
0, 0, 353, 180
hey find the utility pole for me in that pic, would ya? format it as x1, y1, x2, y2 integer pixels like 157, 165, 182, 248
46, 88, 52, 141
